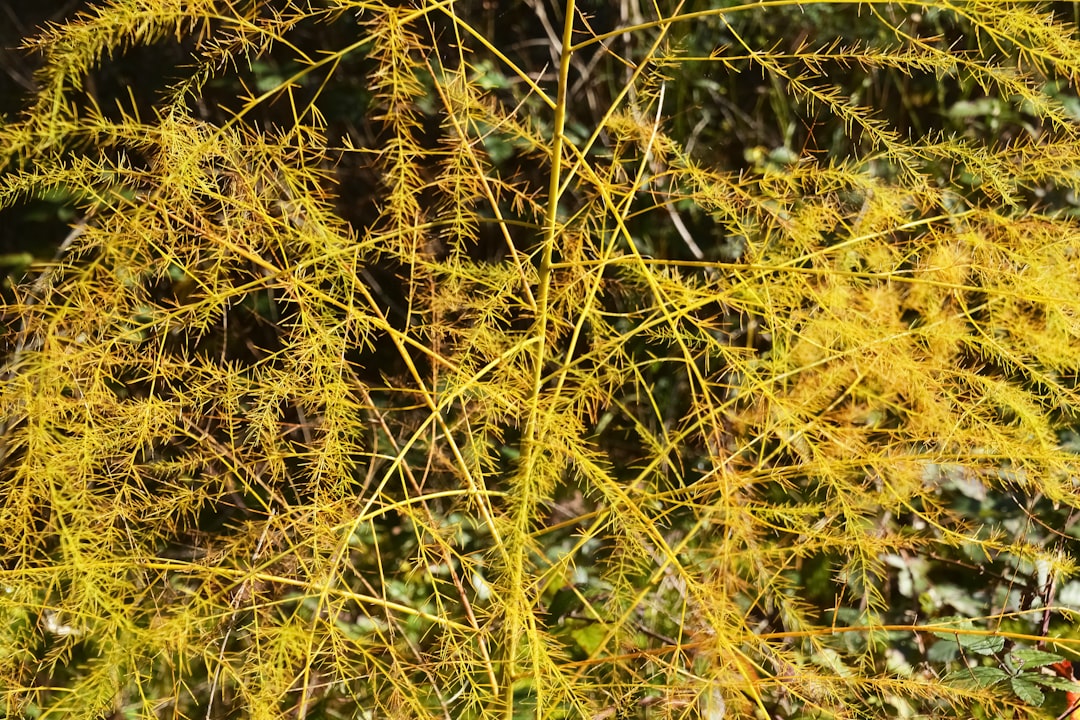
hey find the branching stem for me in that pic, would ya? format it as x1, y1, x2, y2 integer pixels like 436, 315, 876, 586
505, 0, 578, 715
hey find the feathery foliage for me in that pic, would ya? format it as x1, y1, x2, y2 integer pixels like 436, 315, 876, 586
4, 1, 1080, 718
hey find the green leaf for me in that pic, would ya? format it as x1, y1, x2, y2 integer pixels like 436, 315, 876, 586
1031, 674, 1080, 691
944, 666, 1009, 688
1010, 675, 1045, 706
1010, 649, 1065, 669
569, 624, 607, 656
931, 618, 1005, 656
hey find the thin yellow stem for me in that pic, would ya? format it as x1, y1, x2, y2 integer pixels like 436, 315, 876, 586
504, 1, 578, 715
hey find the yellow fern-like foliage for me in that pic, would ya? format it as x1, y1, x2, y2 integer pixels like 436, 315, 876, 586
3, 1, 1080, 718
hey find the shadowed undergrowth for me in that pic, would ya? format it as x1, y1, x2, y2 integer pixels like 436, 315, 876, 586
4, 1, 1080, 718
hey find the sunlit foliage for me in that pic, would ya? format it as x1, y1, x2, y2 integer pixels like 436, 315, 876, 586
4, 1, 1080, 718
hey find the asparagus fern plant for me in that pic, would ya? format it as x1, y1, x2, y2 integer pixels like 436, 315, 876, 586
3, 1, 1080, 718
